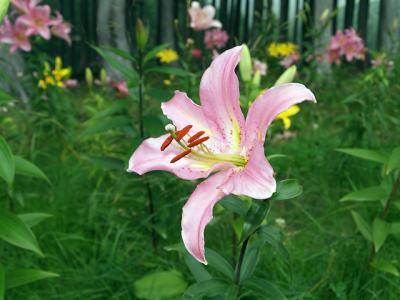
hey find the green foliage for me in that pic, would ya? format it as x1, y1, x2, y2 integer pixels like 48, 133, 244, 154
0, 136, 15, 188
0, 0, 10, 24
0, 209, 43, 256
340, 186, 388, 202
336, 148, 388, 164
5, 269, 59, 289
351, 210, 372, 241
272, 179, 303, 201
14, 156, 50, 183
372, 218, 391, 252
133, 270, 187, 300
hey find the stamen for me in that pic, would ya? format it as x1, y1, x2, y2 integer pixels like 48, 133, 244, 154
188, 131, 205, 143
160, 135, 173, 151
187, 136, 210, 148
175, 125, 192, 140
170, 149, 192, 163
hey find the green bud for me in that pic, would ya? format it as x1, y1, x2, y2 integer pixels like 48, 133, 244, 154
85, 67, 93, 89
0, 0, 10, 24
239, 44, 252, 82
100, 68, 107, 85
252, 70, 261, 87
135, 19, 149, 51
274, 65, 297, 86
319, 9, 330, 22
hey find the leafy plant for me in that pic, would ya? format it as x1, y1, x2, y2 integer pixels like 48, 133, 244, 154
338, 147, 400, 276
0, 135, 57, 299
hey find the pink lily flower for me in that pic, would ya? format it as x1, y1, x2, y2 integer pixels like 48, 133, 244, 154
18, 5, 52, 39
0, 17, 32, 53
204, 28, 229, 49
111, 80, 129, 97
50, 11, 71, 45
188, 1, 222, 31
127, 46, 316, 264
280, 51, 300, 69
253, 59, 267, 76
11, 0, 41, 14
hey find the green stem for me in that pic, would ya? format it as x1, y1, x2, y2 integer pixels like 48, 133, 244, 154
234, 235, 250, 285
368, 172, 400, 267
138, 49, 157, 252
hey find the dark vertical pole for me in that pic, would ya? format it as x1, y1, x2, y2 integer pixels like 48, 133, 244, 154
344, 0, 355, 29
357, 0, 369, 39
243, 0, 250, 41
279, 0, 289, 41
377, 0, 385, 49
332, 0, 337, 34
293, 0, 300, 43
302, 0, 315, 52
235, 0, 242, 42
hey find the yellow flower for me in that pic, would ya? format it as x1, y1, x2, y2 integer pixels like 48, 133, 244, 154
275, 105, 300, 129
156, 49, 179, 63
267, 42, 297, 57
163, 79, 172, 86
38, 79, 47, 89
52, 56, 71, 82
39, 56, 71, 90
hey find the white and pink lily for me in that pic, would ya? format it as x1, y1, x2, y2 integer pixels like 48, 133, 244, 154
188, 1, 222, 31
128, 46, 316, 264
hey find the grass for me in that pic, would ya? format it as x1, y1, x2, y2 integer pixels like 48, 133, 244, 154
1, 59, 400, 299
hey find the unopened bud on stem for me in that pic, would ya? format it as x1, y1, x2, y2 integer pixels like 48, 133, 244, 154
136, 19, 149, 51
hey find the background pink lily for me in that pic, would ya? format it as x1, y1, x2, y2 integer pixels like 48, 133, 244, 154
50, 11, 71, 45
188, 1, 222, 31
0, 16, 32, 52
128, 46, 316, 264
18, 4, 52, 39
11, 0, 41, 15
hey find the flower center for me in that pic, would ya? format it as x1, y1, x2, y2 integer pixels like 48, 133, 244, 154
160, 124, 247, 167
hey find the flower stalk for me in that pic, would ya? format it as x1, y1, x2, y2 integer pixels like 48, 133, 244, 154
234, 235, 250, 285
137, 30, 157, 251
368, 172, 400, 268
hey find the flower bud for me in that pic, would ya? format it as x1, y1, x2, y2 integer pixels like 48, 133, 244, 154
252, 70, 261, 87
135, 19, 149, 51
274, 65, 297, 86
0, 0, 10, 23
100, 68, 107, 85
319, 9, 329, 22
239, 44, 252, 82
85, 67, 93, 88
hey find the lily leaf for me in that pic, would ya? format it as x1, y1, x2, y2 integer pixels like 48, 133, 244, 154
340, 186, 388, 202
336, 148, 388, 164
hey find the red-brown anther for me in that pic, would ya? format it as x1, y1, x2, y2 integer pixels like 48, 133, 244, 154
170, 149, 192, 163
160, 135, 173, 151
175, 125, 193, 140
187, 136, 210, 148
188, 131, 205, 143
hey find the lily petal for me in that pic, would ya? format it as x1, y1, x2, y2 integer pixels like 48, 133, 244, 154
245, 83, 316, 147
221, 144, 276, 199
181, 171, 229, 264
161, 91, 212, 137
162, 91, 223, 152
128, 134, 228, 180
200, 46, 245, 151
